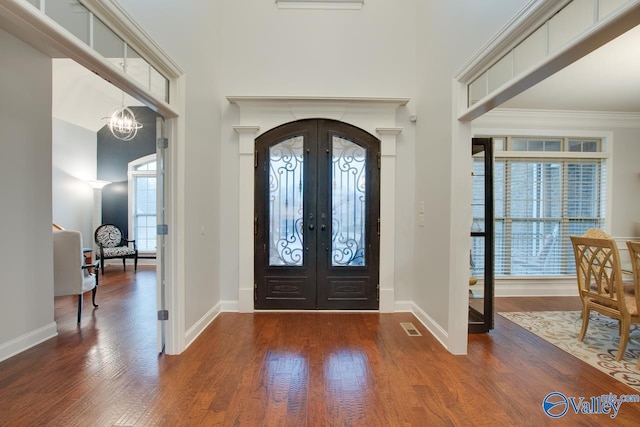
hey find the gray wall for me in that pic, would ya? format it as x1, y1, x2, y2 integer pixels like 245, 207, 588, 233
0, 28, 55, 356
52, 118, 95, 244
97, 106, 157, 238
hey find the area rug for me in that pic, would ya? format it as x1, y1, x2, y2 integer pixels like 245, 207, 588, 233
498, 311, 640, 392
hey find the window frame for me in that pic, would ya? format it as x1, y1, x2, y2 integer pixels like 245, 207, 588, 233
128, 153, 157, 255
478, 134, 611, 279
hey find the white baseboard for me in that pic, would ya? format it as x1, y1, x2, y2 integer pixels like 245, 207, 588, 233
184, 302, 223, 350
407, 302, 449, 350
495, 281, 578, 297
103, 259, 156, 267
0, 322, 57, 363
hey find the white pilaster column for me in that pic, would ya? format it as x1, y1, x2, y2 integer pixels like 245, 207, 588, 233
233, 126, 260, 312
376, 127, 402, 313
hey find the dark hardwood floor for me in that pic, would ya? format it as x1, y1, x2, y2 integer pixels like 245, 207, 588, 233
1, 269, 639, 426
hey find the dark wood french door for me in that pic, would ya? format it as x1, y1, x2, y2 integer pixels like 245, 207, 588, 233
254, 119, 380, 309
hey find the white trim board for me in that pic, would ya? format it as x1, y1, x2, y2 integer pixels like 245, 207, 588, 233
473, 108, 640, 129
184, 302, 223, 350
495, 280, 578, 297
0, 322, 57, 363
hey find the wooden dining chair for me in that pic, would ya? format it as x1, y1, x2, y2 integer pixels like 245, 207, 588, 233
570, 234, 639, 361
626, 240, 640, 367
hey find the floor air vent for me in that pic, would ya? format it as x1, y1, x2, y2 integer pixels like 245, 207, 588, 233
400, 322, 422, 337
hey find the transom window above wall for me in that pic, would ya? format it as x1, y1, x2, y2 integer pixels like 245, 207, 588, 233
26, 0, 169, 102
472, 136, 608, 278
495, 137, 602, 152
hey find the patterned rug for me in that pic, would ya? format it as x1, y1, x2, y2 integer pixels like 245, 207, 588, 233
498, 311, 640, 392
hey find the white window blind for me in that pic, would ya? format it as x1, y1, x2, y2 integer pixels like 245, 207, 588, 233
472, 137, 607, 277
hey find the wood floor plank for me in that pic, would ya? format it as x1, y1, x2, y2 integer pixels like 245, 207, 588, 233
1, 270, 640, 425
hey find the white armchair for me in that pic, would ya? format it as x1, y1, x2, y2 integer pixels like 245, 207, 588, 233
53, 230, 99, 323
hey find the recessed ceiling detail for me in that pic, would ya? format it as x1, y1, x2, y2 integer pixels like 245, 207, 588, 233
276, 0, 364, 10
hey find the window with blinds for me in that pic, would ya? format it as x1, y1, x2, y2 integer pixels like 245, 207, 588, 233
472, 137, 607, 277
128, 154, 157, 254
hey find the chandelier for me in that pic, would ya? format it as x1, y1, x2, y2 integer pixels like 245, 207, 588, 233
104, 94, 142, 141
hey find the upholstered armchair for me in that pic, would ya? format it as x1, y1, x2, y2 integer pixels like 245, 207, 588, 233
53, 230, 99, 324
94, 224, 138, 275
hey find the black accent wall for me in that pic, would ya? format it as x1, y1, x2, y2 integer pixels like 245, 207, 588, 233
97, 106, 159, 240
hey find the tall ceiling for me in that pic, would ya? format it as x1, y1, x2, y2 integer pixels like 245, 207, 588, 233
53, 58, 143, 132
500, 24, 640, 112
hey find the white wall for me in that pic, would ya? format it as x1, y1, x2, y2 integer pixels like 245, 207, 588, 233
414, 0, 529, 346
115, 0, 224, 332
218, 0, 418, 304
610, 127, 640, 237
0, 28, 56, 360
220, 0, 416, 98
52, 118, 96, 243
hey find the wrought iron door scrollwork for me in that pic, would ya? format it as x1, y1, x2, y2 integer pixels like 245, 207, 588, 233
269, 136, 305, 266
331, 136, 367, 267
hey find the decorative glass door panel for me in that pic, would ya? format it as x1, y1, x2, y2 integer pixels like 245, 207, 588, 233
331, 136, 367, 267
269, 136, 304, 267
255, 120, 380, 310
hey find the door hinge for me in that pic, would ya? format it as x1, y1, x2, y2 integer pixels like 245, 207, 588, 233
157, 137, 169, 149
377, 218, 381, 236
157, 309, 169, 321
157, 224, 169, 235
255, 150, 258, 168
254, 217, 258, 235
254, 283, 258, 301
377, 284, 380, 302
377, 152, 381, 169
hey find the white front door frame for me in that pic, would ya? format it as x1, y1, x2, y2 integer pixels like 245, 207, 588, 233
229, 96, 408, 312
